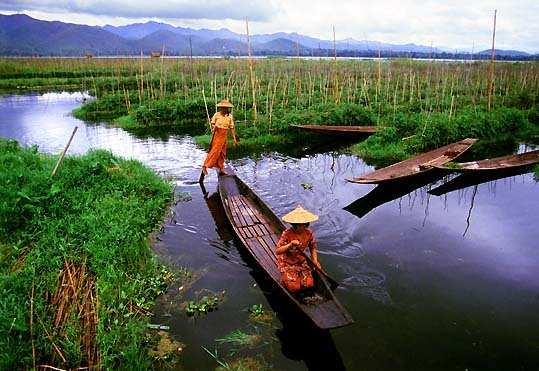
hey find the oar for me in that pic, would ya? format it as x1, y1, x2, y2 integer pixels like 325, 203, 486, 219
199, 130, 216, 183
298, 249, 339, 290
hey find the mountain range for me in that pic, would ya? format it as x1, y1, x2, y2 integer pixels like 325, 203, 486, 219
0, 13, 535, 59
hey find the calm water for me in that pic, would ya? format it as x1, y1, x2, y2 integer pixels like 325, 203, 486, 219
1, 92, 538, 371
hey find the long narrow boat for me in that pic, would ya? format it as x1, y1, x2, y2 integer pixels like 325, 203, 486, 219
433, 150, 539, 172
291, 124, 378, 136
347, 138, 477, 184
218, 172, 354, 329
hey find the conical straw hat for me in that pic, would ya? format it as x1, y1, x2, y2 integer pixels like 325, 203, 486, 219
282, 205, 319, 224
216, 99, 234, 108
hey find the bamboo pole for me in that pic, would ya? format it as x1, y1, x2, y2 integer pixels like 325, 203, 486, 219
245, 18, 257, 123
201, 86, 211, 131
487, 9, 497, 111
51, 126, 78, 177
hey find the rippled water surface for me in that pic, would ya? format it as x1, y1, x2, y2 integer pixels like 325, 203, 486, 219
1, 92, 538, 370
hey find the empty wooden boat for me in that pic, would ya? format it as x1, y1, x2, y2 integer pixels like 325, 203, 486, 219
291, 124, 378, 136
433, 150, 539, 172
347, 138, 477, 184
218, 171, 354, 329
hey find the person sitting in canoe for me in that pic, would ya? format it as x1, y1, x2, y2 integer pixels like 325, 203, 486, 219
276, 206, 321, 293
200, 99, 238, 181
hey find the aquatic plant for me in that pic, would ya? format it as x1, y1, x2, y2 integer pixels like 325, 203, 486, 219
215, 330, 261, 347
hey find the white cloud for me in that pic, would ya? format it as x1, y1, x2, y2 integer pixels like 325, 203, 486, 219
1, 0, 538, 52
0, 0, 278, 21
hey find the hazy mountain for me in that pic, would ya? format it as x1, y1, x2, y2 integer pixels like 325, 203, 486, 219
0, 14, 134, 55
478, 49, 531, 57
103, 21, 178, 39
0, 14, 534, 59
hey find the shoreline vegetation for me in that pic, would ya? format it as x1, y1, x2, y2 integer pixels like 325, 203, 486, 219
0, 57, 538, 369
0, 139, 176, 369
1, 58, 537, 165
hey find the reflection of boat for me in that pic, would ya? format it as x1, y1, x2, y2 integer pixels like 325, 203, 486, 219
291, 124, 378, 136
218, 171, 353, 329
347, 138, 477, 184
428, 167, 532, 196
202, 190, 234, 242
344, 171, 445, 218
434, 150, 539, 172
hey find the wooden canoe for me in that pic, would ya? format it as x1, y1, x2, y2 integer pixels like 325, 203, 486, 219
291, 124, 378, 135
433, 150, 539, 172
218, 171, 354, 329
347, 138, 477, 184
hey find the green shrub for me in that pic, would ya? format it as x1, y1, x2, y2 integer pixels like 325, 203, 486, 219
0, 139, 171, 369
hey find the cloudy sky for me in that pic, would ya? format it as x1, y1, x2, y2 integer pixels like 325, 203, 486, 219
1, 0, 538, 52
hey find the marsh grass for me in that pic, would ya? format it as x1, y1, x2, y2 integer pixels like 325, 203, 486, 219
1, 58, 538, 164
0, 139, 172, 369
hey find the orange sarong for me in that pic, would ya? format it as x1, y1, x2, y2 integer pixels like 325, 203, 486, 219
203, 127, 228, 171
276, 228, 316, 293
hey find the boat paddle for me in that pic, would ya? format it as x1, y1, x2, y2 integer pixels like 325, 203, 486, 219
199, 129, 216, 183
298, 249, 339, 290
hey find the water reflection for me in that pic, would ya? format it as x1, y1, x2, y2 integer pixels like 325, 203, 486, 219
429, 166, 535, 196
343, 171, 446, 218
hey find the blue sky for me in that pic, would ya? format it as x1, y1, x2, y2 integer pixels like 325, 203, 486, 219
1, 0, 538, 52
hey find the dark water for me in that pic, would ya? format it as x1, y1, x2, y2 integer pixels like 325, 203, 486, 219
1, 92, 538, 371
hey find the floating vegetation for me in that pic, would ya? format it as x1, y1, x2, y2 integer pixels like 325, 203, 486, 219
185, 289, 226, 317
216, 356, 271, 371
301, 182, 314, 190
248, 304, 265, 317
147, 330, 184, 365
216, 330, 262, 348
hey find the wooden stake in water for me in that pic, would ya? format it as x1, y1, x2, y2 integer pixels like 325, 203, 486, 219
333, 25, 337, 62
245, 18, 257, 123
487, 9, 497, 111
51, 126, 78, 177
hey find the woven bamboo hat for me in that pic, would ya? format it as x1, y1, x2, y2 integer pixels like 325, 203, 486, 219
282, 205, 319, 224
216, 99, 234, 108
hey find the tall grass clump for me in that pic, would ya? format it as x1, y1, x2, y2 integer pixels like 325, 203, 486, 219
0, 139, 172, 369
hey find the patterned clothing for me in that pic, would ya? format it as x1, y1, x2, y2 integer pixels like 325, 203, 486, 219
276, 228, 317, 293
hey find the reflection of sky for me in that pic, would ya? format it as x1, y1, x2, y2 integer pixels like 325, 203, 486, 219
0, 92, 206, 185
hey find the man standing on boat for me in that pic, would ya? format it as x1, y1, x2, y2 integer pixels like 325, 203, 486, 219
199, 99, 238, 182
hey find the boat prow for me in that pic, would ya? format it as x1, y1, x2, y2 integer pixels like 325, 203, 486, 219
347, 138, 477, 184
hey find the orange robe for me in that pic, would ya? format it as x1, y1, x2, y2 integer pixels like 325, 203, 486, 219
203, 112, 234, 171
276, 228, 317, 293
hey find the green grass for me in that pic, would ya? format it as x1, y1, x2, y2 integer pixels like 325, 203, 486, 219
2, 58, 538, 165
0, 139, 172, 369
